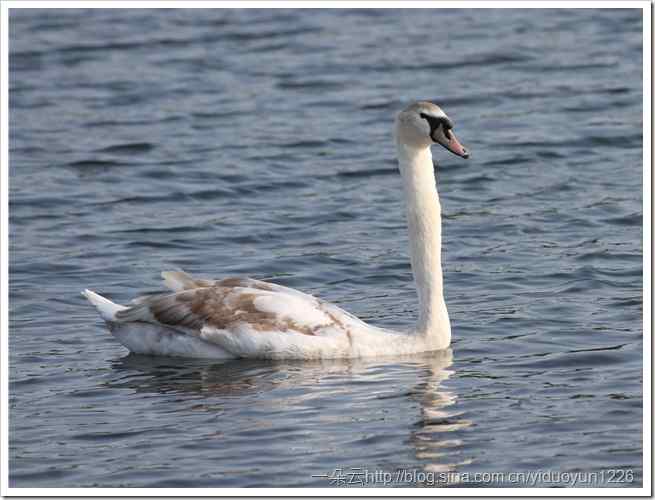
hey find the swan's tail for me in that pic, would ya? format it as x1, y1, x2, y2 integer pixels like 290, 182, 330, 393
82, 289, 128, 322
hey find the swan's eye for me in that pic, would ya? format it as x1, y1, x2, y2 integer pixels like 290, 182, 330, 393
419, 113, 438, 131
420, 113, 453, 140
419, 113, 433, 125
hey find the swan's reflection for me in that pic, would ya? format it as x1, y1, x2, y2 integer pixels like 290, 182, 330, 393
408, 349, 473, 486
108, 354, 371, 397
108, 355, 264, 397
106, 349, 471, 486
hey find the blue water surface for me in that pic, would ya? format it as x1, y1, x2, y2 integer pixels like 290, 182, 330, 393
8, 8, 643, 488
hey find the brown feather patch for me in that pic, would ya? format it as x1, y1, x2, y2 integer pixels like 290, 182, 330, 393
215, 277, 274, 291
145, 285, 324, 336
117, 278, 344, 337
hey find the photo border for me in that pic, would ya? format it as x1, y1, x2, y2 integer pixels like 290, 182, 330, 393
1, 1, 651, 496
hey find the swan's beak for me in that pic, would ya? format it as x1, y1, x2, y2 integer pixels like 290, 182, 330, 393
433, 127, 470, 159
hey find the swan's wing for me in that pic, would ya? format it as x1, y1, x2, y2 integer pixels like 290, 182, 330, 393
160, 270, 322, 301
115, 275, 357, 358
161, 270, 216, 292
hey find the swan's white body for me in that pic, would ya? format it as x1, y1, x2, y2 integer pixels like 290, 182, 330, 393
84, 102, 468, 360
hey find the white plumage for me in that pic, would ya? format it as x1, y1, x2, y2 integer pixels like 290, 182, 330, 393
84, 101, 469, 359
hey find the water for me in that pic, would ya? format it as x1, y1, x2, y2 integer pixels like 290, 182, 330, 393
8, 8, 643, 488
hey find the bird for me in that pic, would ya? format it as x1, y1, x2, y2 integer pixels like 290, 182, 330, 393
83, 101, 470, 359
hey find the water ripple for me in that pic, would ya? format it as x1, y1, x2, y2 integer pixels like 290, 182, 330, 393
8, 7, 643, 489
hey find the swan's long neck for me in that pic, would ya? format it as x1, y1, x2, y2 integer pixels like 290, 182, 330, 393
396, 142, 451, 348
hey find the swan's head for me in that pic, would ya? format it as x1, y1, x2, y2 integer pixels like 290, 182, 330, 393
395, 101, 469, 158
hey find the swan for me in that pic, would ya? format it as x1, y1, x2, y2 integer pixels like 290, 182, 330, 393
83, 101, 470, 359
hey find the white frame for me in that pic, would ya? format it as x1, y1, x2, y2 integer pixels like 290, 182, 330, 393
1, 1, 650, 496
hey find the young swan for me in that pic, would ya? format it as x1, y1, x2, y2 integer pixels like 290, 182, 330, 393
83, 101, 469, 359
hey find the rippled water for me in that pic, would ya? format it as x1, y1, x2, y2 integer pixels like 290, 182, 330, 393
9, 8, 643, 488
